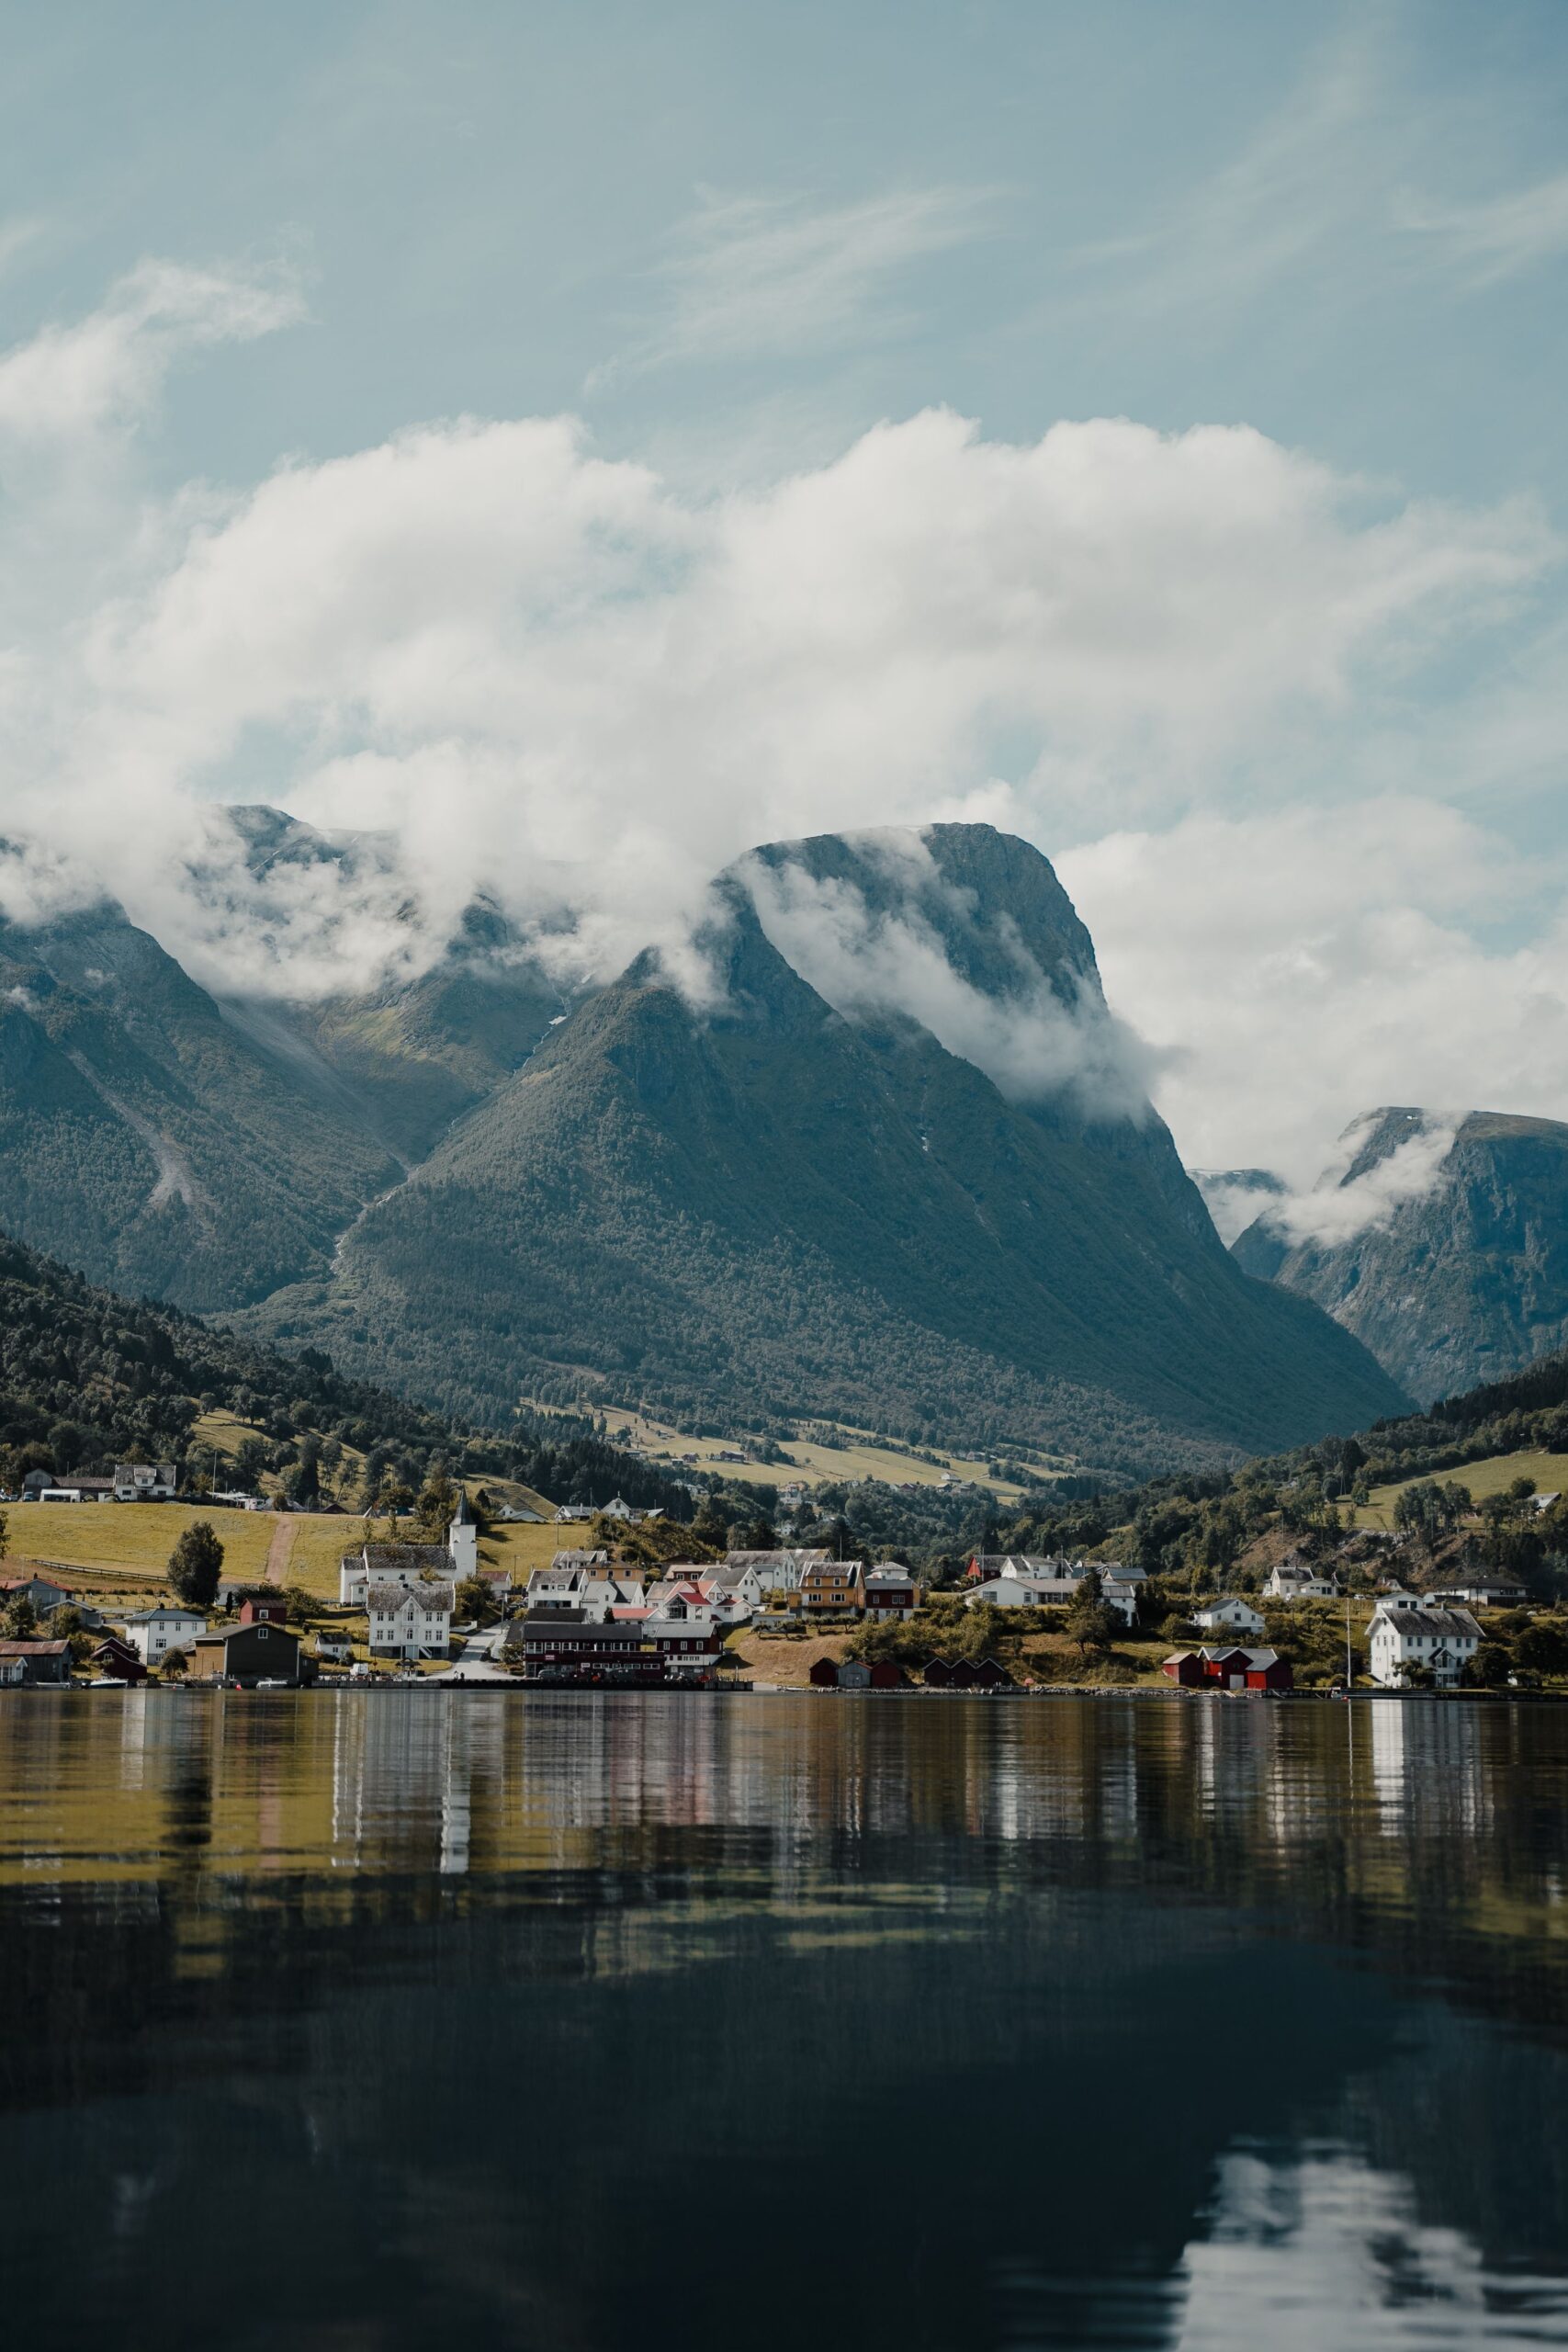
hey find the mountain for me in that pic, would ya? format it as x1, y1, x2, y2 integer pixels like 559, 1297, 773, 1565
0, 899, 399, 1311
1231, 1108, 1568, 1405
245, 824, 1408, 1475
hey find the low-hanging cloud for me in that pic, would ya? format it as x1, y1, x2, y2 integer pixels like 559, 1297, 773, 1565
1259, 1111, 1463, 1251
0, 256, 1561, 1180
741, 841, 1159, 1120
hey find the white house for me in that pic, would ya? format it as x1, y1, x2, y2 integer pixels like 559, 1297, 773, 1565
113, 1463, 178, 1502
1192, 1597, 1266, 1638
964, 1571, 1137, 1625
1266, 1562, 1340, 1602
366, 1580, 454, 1660
1369, 1602, 1483, 1690
340, 1512, 477, 1605
121, 1603, 208, 1665
720, 1549, 829, 1606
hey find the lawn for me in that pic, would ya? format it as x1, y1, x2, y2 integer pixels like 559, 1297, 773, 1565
1354, 1449, 1565, 1531
5, 1500, 278, 1588
556, 1399, 1032, 1500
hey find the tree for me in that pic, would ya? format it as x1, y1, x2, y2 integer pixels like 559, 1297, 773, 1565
739, 1517, 777, 1552
160, 1646, 188, 1679
1066, 1572, 1118, 1658
415, 1463, 457, 1540
0, 1505, 7, 1561
2, 1595, 38, 1640
1471, 1642, 1511, 1690
168, 1520, 224, 1608
455, 1573, 500, 1626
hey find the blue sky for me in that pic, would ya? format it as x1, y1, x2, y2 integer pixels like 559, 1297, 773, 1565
3, 0, 1568, 1181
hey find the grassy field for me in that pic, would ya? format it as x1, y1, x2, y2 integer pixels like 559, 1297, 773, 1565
1354, 1449, 1564, 1531
189, 1408, 555, 1521
568, 1401, 1032, 1501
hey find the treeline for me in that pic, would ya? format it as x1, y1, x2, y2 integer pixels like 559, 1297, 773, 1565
0, 1232, 688, 1512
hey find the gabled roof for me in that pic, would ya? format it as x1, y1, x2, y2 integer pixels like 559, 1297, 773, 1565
0, 1639, 69, 1657
1373, 1604, 1483, 1641
366, 1581, 453, 1613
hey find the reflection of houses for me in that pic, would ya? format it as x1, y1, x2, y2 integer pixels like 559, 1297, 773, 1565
1368, 1604, 1482, 1690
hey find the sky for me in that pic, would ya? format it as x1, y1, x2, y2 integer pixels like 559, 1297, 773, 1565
3, 0, 1568, 1188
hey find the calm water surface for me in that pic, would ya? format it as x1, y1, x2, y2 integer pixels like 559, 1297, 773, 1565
2, 1690, 1567, 2351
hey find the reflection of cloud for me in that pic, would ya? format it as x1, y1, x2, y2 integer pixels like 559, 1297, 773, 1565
1009, 2143, 1565, 2346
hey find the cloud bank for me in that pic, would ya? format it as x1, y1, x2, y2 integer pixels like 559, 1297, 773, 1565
0, 260, 1564, 1165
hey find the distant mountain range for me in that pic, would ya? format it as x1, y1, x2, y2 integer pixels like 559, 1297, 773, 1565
1220, 1108, 1568, 1407
0, 814, 1412, 1474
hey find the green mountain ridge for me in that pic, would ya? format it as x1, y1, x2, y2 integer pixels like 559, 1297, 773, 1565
1232, 1106, 1568, 1406
243, 824, 1409, 1474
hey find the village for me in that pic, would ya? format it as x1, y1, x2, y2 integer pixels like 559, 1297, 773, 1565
0, 1460, 1545, 1700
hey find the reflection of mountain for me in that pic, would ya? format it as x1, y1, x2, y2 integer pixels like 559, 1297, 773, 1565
2, 1694, 1567, 2352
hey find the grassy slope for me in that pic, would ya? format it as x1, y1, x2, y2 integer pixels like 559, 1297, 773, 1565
1354, 1449, 1565, 1532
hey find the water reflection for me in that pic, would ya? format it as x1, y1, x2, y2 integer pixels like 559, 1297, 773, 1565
0, 1690, 1564, 2351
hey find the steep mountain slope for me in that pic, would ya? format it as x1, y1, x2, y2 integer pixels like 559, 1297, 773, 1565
220, 806, 570, 1162
1232, 1108, 1568, 1405
251, 826, 1408, 1474
0, 903, 398, 1310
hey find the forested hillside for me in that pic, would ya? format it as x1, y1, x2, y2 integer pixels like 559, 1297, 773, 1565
0, 1232, 684, 1512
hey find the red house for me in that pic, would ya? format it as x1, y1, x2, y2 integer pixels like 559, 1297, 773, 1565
1200, 1645, 1292, 1692
1162, 1651, 1205, 1687
809, 1656, 840, 1688
969, 1656, 1012, 1688
922, 1657, 954, 1687
91, 1635, 147, 1684
868, 1659, 903, 1690
239, 1595, 289, 1627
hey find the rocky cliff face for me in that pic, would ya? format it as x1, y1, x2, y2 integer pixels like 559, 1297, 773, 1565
1231, 1109, 1568, 1405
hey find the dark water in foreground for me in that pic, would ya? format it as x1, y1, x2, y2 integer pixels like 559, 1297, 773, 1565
3, 1691, 1567, 2351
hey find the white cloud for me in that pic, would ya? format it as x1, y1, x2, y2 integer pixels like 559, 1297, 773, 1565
1266, 1111, 1462, 1250
1397, 170, 1568, 286
1061, 799, 1568, 1187
590, 184, 992, 384
0, 257, 305, 444
0, 386, 1541, 1003
741, 843, 1157, 1121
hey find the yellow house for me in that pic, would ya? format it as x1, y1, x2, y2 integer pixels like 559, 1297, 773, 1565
799, 1559, 866, 1616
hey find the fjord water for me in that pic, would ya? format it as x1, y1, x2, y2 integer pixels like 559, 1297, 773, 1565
3, 1693, 1566, 2351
